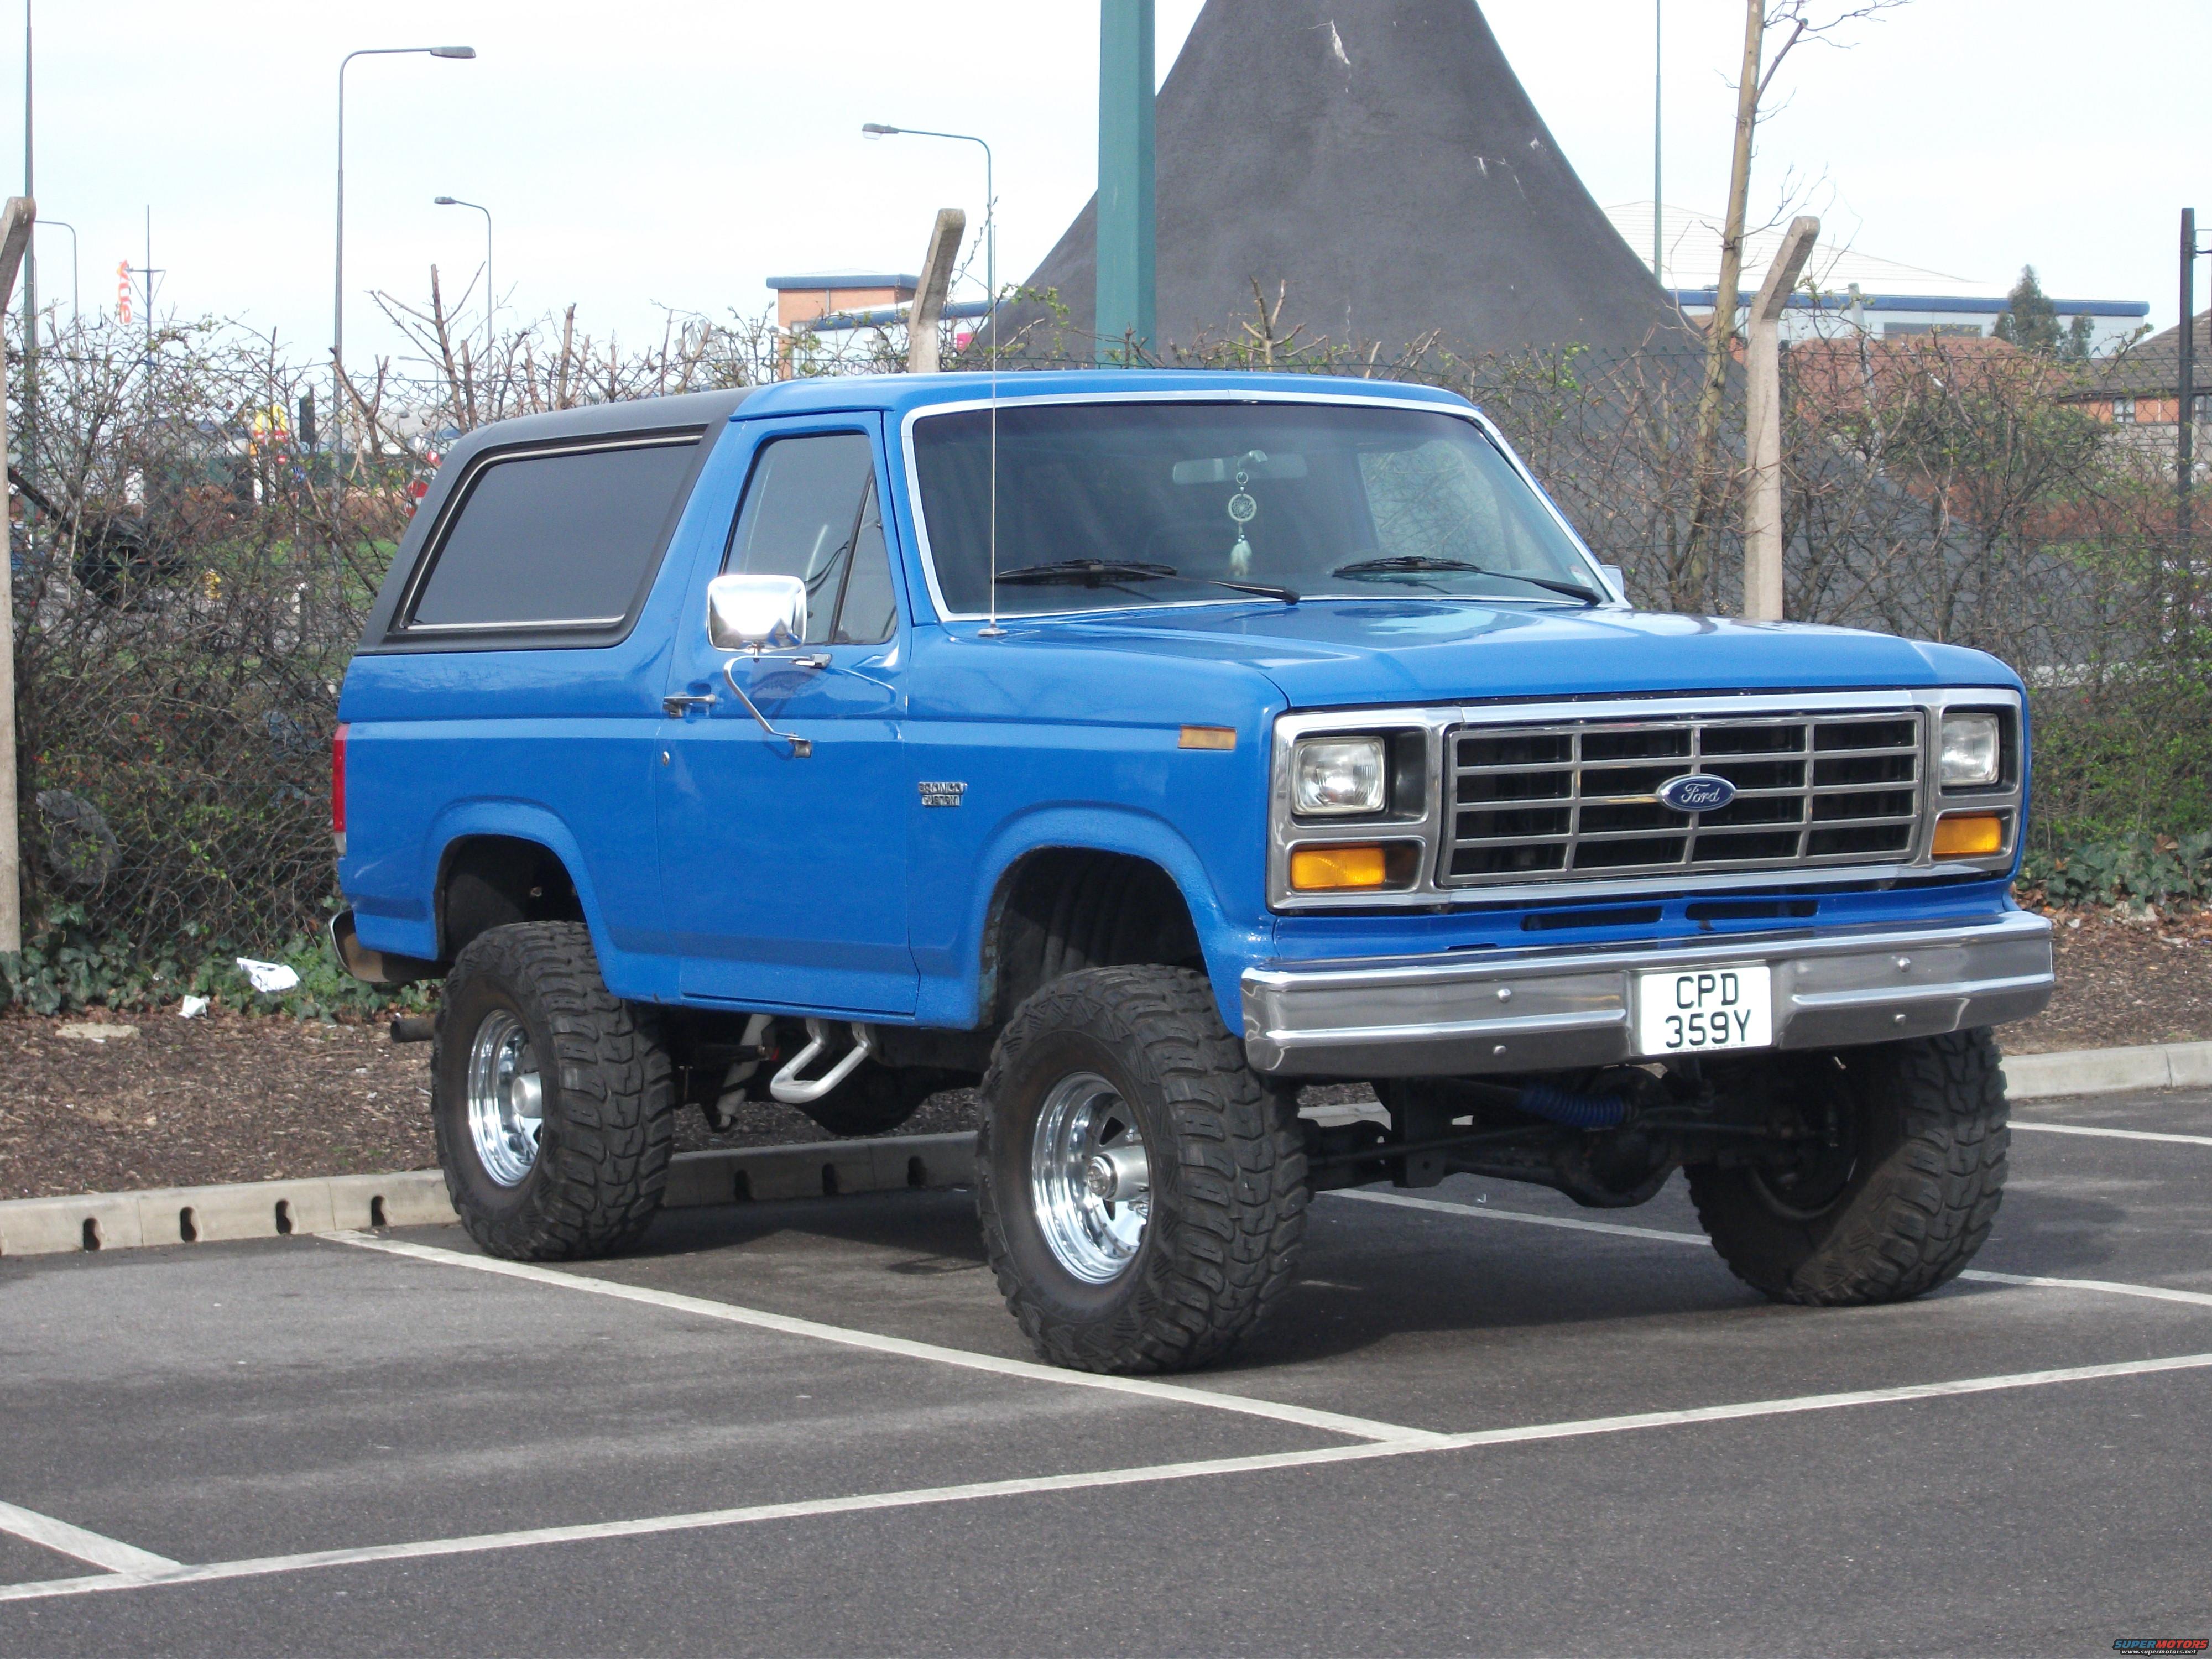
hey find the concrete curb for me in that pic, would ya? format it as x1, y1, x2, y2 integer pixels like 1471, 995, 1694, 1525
0, 1133, 978, 1260
6, 1041, 2204, 1260
2001, 1040, 2212, 1100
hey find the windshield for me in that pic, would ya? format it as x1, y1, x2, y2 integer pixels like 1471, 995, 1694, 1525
910, 400, 1599, 616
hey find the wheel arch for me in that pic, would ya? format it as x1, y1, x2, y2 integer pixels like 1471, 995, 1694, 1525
427, 805, 601, 966
969, 808, 1254, 1033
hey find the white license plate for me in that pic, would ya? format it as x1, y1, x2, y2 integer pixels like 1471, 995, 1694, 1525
1633, 965, 1773, 1056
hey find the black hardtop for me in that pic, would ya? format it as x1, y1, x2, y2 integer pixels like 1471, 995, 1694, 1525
357, 387, 755, 651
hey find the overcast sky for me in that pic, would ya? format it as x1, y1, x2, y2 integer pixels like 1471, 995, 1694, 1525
18, 0, 2208, 371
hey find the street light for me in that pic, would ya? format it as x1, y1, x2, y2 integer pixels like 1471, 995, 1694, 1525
435, 196, 493, 364
861, 122, 995, 362
333, 44, 474, 454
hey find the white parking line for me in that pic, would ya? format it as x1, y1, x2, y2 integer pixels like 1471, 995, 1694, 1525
1328, 1190, 2212, 1309
2011, 1120, 2212, 1149
0, 1500, 179, 1575
1332, 1190, 1709, 1245
6, 1348, 2208, 1606
324, 1230, 1447, 1447
1954, 1269, 2212, 1311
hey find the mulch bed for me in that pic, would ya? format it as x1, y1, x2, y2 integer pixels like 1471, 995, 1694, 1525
0, 1010, 985, 1204
4, 904, 2205, 1203
2002, 904, 2212, 1055
1, 1010, 437, 1203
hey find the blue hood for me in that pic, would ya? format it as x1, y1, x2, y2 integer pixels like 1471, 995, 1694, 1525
1021, 600, 2020, 709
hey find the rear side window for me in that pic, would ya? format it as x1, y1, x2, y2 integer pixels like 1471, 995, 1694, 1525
406, 436, 701, 633
724, 432, 900, 645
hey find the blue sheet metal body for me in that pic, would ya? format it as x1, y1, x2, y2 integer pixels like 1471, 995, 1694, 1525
337, 371, 2028, 1037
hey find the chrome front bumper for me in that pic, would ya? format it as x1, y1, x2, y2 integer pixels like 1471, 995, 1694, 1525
1240, 910, 2053, 1078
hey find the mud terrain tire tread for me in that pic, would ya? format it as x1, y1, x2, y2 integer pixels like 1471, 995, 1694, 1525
1687, 1028, 2008, 1305
976, 966, 1308, 1374
432, 921, 675, 1261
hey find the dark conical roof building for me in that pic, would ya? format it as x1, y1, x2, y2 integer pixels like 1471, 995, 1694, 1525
1014, 0, 1691, 358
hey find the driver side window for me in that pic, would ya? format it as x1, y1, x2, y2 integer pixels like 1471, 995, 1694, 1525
724, 432, 900, 645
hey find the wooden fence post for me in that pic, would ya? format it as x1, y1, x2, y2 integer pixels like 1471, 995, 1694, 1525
0, 195, 38, 957
1743, 214, 1818, 622
906, 208, 966, 375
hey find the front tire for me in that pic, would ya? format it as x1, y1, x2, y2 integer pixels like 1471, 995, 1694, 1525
1686, 1029, 2008, 1305
432, 922, 675, 1260
975, 966, 1308, 1374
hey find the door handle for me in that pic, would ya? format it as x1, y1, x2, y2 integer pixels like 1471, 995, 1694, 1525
661, 693, 718, 717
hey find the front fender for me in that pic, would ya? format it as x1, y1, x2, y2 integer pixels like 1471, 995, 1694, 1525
914, 804, 1272, 1035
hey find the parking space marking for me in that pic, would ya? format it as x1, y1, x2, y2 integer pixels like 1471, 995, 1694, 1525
1331, 1188, 1710, 1245
324, 1231, 1449, 1447
0, 1500, 180, 1575
1328, 1191, 2212, 1310
1951, 1269, 2212, 1311
2011, 1120, 2212, 1149
6, 1348, 2209, 1607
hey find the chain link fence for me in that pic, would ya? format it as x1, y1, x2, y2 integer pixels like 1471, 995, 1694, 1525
6, 286, 2204, 1005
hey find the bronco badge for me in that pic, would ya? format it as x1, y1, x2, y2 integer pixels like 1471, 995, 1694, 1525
1657, 774, 1737, 813
919, 781, 967, 807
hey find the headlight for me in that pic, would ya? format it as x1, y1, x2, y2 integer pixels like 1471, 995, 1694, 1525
1939, 713, 2002, 788
1293, 737, 1386, 815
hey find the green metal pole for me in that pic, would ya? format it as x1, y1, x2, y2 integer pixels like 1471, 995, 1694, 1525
1095, 0, 1155, 364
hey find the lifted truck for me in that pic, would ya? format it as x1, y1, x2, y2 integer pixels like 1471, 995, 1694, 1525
332, 370, 2052, 1374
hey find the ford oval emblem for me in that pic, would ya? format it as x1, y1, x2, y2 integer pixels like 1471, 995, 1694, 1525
1657, 774, 1737, 814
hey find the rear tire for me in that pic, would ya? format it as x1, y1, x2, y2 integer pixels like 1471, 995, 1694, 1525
1686, 1029, 2008, 1305
975, 966, 1308, 1374
432, 922, 675, 1260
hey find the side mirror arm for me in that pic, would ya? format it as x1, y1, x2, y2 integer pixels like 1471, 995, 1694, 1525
722, 655, 813, 758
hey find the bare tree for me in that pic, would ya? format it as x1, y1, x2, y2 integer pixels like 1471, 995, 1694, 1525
1682, 0, 1908, 610
6, 275, 2204, 990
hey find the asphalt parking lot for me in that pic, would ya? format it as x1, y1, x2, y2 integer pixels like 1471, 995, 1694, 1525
4, 1087, 2209, 1658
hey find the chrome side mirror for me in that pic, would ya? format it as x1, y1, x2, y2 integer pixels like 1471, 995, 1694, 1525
1600, 564, 1627, 597
703, 572, 815, 759
707, 572, 807, 652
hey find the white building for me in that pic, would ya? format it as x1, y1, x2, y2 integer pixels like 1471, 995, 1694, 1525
1606, 203, 2148, 352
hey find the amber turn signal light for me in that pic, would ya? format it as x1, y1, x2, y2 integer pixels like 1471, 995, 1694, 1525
1290, 844, 1390, 890
1932, 812, 2005, 858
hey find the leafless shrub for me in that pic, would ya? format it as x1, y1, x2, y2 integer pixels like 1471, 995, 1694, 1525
6, 281, 2201, 968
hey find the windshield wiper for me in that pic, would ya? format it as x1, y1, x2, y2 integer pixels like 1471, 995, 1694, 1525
995, 559, 1298, 604
1329, 555, 1601, 605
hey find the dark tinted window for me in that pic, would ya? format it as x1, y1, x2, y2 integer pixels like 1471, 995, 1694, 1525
724, 432, 900, 645
409, 436, 701, 630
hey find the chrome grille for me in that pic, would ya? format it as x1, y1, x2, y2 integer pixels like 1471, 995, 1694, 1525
1442, 709, 1923, 885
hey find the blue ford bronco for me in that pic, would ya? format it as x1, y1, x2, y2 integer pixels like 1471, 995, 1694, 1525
332, 369, 2053, 1374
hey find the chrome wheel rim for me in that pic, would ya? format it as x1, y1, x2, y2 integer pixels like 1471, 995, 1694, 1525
466, 1011, 544, 1187
1029, 1071, 1150, 1285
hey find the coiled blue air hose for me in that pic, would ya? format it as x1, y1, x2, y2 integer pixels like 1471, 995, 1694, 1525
1515, 1083, 1631, 1130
